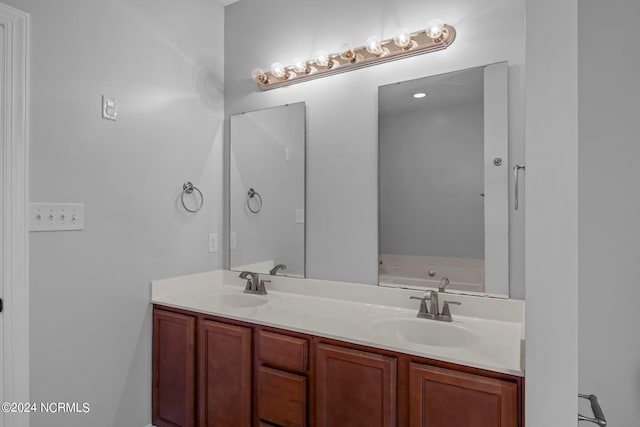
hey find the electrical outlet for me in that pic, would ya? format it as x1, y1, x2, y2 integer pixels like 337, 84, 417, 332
295, 209, 305, 224
208, 233, 218, 253
230, 231, 237, 250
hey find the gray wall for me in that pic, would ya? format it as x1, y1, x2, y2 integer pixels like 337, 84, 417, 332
524, 0, 579, 423
224, 0, 526, 297
230, 103, 305, 276
3, 1, 224, 426
578, 0, 640, 424
379, 101, 484, 258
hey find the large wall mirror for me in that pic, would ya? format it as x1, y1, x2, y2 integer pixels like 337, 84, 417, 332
378, 62, 509, 296
229, 102, 306, 277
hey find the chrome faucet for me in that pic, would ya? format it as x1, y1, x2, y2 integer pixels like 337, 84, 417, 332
438, 277, 450, 292
410, 290, 461, 322
239, 271, 268, 295
269, 263, 287, 275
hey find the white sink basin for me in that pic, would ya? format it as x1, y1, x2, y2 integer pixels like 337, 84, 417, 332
216, 293, 268, 308
371, 317, 480, 348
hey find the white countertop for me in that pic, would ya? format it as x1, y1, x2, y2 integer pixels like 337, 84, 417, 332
151, 270, 525, 377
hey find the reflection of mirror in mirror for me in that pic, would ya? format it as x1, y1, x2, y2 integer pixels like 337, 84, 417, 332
378, 63, 508, 297
230, 102, 306, 277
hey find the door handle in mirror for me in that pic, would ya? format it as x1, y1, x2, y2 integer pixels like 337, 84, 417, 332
513, 164, 525, 210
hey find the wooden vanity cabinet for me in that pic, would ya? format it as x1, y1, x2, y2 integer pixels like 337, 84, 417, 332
316, 343, 397, 427
198, 319, 252, 427
153, 307, 253, 427
408, 363, 518, 427
255, 329, 310, 427
152, 308, 196, 427
152, 305, 523, 427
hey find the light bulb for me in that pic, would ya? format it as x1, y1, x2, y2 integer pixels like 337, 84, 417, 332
413, 92, 427, 99
393, 28, 412, 48
426, 19, 445, 40
339, 43, 356, 62
313, 50, 329, 67
251, 68, 267, 84
365, 36, 382, 55
292, 57, 309, 74
270, 62, 286, 78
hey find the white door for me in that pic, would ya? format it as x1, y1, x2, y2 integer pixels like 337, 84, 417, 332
0, 3, 30, 427
0, 14, 7, 425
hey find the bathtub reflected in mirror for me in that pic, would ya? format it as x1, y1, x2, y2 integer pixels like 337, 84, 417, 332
378, 63, 509, 296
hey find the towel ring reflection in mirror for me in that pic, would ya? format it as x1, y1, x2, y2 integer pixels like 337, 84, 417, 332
181, 181, 204, 213
247, 188, 263, 214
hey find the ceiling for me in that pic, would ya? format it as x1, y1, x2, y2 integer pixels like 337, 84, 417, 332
379, 66, 484, 115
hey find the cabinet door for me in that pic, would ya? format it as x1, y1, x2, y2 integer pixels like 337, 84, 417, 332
153, 308, 196, 427
316, 343, 397, 427
409, 363, 518, 427
198, 319, 252, 427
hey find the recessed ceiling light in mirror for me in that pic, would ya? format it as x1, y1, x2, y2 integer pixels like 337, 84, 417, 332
413, 92, 427, 99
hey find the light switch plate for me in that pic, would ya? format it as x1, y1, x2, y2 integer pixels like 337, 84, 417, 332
208, 233, 218, 253
285, 147, 293, 162
29, 203, 84, 231
102, 95, 117, 121
295, 209, 305, 224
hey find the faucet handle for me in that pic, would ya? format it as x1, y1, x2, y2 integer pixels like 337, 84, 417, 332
410, 295, 430, 316
257, 279, 270, 295
441, 301, 461, 318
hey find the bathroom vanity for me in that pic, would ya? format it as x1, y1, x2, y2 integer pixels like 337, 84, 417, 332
151, 271, 524, 427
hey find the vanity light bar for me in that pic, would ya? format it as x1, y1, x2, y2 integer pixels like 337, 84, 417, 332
251, 22, 456, 91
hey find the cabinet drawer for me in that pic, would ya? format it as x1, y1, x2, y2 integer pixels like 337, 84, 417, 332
258, 366, 307, 427
258, 330, 308, 372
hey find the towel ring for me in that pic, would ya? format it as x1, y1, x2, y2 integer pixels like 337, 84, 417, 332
181, 181, 204, 213
247, 188, 263, 214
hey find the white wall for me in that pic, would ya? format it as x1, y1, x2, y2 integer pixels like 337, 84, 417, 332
224, 0, 526, 297
578, 0, 640, 425
524, 0, 579, 424
379, 101, 484, 258
2, 0, 224, 426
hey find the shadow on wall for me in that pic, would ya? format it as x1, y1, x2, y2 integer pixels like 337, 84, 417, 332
117, 0, 223, 112
193, 56, 224, 111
